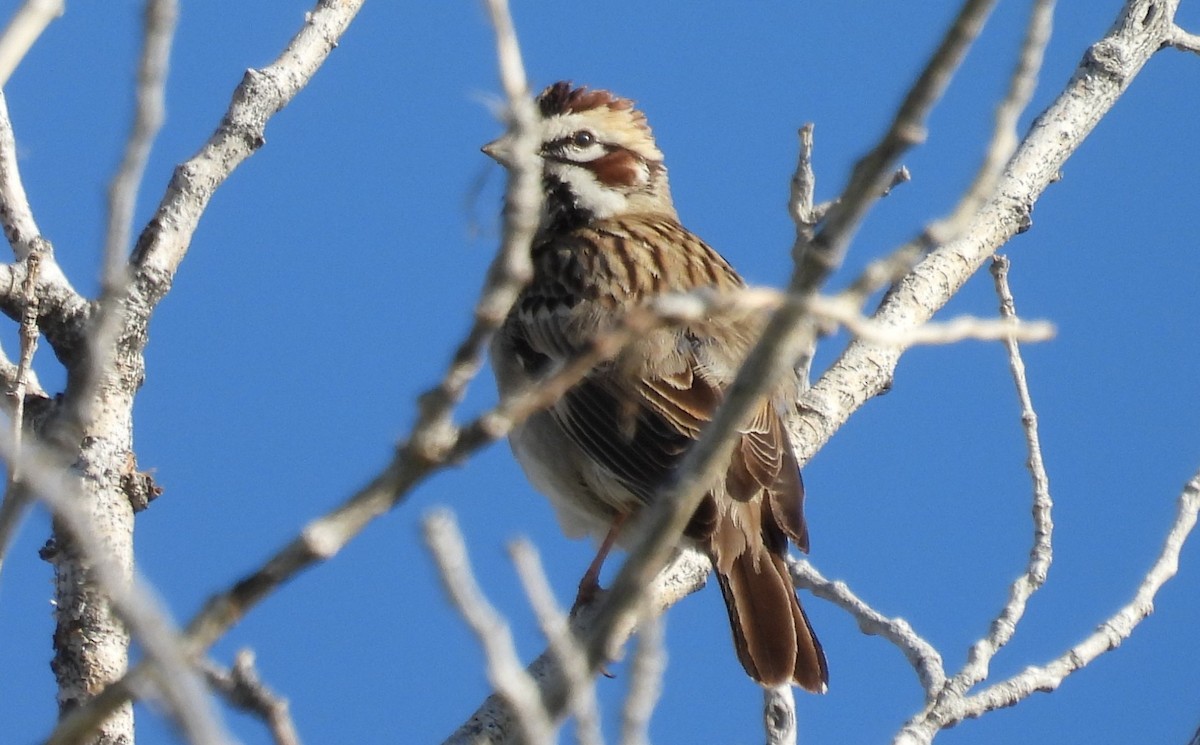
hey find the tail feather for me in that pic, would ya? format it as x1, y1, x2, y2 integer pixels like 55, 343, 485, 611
715, 549, 828, 692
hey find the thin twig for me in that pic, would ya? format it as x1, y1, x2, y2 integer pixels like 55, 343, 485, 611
618, 601, 665, 745
793, 0, 999, 295
0, 244, 41, 575
808, 293, 1054, 346
130, 0, 366, 305
0, 340, 44, 401
425, 510, 554, 745
1166, 24, 1200, 55
202, 650, 302, 745
789, 0, 1178, 477
0, 92, 88, 360
509, 539, 602, 745
895, 254, 1057, 738
61, 0, 180, 499
844, 0, 1054, 313
790, 131, 911, 379
0, 0, 64, 87
927, 0, 1056, 247
790, 557, 946, 697
446, 550, 711, 745
10, 249, 42, 447
104, 0, 178, 278
789, 124, 819, 389
411, 0, 541, 463
789, 124, 819, 249
955, 468, 1200, 722
963, 255, 1054, 675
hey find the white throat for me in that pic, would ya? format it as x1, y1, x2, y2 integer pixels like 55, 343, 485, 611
545, 161, 640, 220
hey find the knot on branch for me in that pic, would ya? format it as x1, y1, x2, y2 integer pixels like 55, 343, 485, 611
121, 451, 163, 513
224, 68, 276, 151
1085, 39, 1135, 82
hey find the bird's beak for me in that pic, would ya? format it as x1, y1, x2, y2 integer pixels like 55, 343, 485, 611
481, 137, 505, 163
482, 135, 539, 167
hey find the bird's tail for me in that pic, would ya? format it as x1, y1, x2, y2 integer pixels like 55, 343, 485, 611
715, 548, 828, 692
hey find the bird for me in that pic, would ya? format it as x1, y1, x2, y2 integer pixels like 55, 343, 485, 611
486, 81, 828, 692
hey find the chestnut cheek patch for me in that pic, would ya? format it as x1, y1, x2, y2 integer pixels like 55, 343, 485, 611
587, 148, 644, 188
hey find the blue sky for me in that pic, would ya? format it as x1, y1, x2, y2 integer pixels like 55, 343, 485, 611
2, 1, 1199, 743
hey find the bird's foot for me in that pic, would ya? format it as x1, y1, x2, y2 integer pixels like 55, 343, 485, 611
572, 574, 604, 613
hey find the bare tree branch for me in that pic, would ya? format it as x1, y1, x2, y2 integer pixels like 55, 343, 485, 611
0, 427, 231, 745
0, 92, 88, 356
0, 243, 42, 575
37, 3, 366, 744
0, 0, 63, 87
103, 0, 177, 279
509, 539, 602, 745
790, 557, 946, 698
793, 0, 999, 294
763, 686, 797, 745
791, 0, 1185, 472
446, 551, 712, 745
426, 510, 555, 745
201, 650, 301, 745
618, 604, 665, 745
25, 6, 176, 743
129, 0, 365, 309
953, 468, 1200, 724
411, 0, 542, 463
890, 254, 1055, 743
959, 255, 1054, 677
1166, 23, 1200, 55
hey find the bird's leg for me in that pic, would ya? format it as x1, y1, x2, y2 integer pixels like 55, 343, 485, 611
574, 513, 627, 610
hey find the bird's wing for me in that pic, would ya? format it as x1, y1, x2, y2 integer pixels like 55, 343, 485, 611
548, 353, 808, 550
551, 370, 695, 504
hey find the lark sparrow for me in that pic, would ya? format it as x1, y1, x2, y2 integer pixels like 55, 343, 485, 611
487, 82, 828, 691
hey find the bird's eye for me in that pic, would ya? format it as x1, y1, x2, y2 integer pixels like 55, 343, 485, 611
571, 130, 596, 148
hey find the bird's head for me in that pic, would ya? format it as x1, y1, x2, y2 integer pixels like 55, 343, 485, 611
484, 81, 676, 228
